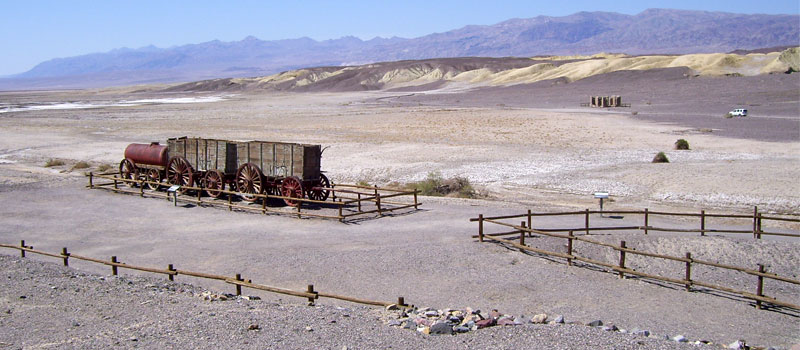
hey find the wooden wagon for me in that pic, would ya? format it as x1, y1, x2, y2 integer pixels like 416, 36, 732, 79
119, 137, 331, 206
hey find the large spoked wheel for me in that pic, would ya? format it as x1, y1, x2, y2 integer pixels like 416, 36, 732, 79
281, 176, 304, 207
144, 168, 162, 190
203, 170, 225, 199
119, 158, 138, 188
236, 163, 264, 202
307, 173, 331, 202
166, 156, 194, 193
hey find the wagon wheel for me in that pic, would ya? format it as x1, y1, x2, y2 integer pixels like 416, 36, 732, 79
236, 163, 264, 202
166, 156, 194, 193
281, 176, 304, 207
203, 170, 225, 199
307, 173, 331, 202
118, 158, 138, 188
144, 168, 162, 191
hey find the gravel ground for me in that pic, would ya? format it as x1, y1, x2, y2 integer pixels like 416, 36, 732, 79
0, 254, 698, 350
0, 175, 797, 349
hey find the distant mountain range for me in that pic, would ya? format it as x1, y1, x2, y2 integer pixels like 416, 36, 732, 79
2, 8, 798, 90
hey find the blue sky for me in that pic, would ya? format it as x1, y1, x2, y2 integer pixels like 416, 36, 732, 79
1, 0, 797, 76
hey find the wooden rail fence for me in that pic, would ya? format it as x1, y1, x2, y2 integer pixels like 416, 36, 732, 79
1, 241, 411, 309
470, 209, 800, 311
87, 172, 420, 222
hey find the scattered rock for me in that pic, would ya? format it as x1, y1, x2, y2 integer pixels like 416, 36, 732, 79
602, 325, 619, 332
497, 317, 516, 326
248, 324, 260, 331
552, 315, 565, 324
530, 313, 548, 324
454, 326, 470, 333
430, 322, 454, 335
728, 340, 748, 349
476, 318, 496, 329
128, 337, 138, 342
673, 335, 688, 343
424, 310, 439, 317
387, 319, 402, 327
304, 326, 313, 332
385, 304, 398, 311
631, 328, 650, 337
587, 320, 603, 327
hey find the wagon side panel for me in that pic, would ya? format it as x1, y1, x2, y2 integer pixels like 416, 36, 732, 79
302, 145, 321, 180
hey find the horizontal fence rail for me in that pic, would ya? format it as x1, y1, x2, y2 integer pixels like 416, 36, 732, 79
470, 207, 800, 239
471, 209, 800, 311
87, 172, 420, 222
1, 241, 410, 309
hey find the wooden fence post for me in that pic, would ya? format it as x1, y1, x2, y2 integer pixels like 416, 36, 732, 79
338, 205, 343, 223
89, 172, 94, 188
478, 214, 484, 242
397, 296, 406, 307
585, 209, 590, 235
519, 221, 526, 246
357, 193, 362, 212
684, 252, 692, 291
307, 284, 317, 305
527, 209, 532, 237
757, 214, 762, 240
756, 264, 765, 309
700, 210, 705, 237
61, 247, 70, 266
618, 241, 626, 278
140, 181, 145, 197
235, 274, 243, 296
376, 193, 382, 216
644, 208, 649, 235
168, 264, 175, 281
111, 256, 118, 276
413, 190, 418, 210
567, 231, 574, 266
20, 240, 25, 258
228, 193, 233, 211
113, 178, 118, 189
753, 206, 758, 239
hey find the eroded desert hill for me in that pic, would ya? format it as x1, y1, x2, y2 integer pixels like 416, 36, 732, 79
166, 47, 799, 93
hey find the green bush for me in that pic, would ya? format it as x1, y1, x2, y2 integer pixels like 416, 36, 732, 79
44, 158, 65, 167
356, 180, 371, 187
406, 171, 477, 198
674, 139, 690, 150
72, 161, 90, 169
652, 152, 669, 163
96, 164, 112, 172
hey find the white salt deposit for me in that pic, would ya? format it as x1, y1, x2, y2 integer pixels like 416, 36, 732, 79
0, 95, 231, 114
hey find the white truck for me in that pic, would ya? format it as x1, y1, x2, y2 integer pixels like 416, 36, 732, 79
729, 108, 748, 117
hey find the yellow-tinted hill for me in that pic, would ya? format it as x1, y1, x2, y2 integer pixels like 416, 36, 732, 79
166, 48, 799, 92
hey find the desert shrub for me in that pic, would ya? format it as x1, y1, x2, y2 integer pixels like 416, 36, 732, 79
406, 172, 477, 198
652, 152, 669, 163
72, 161, 90, 169
96, 164, 112, 172
674, 139, 690, 150
724, 113, 734, 119
631, 111, 638, 116
356, 180, 371, 187
44, 158, 65, 167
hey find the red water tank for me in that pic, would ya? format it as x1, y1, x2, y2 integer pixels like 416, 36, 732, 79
124, 142, 169, 167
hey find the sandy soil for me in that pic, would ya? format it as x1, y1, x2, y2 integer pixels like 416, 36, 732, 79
0, 77, 798, 348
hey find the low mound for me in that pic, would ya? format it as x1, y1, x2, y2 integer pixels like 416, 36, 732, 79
165, 47, 799, 93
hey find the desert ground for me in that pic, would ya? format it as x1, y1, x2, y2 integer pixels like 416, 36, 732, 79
0, 69, 798, 349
